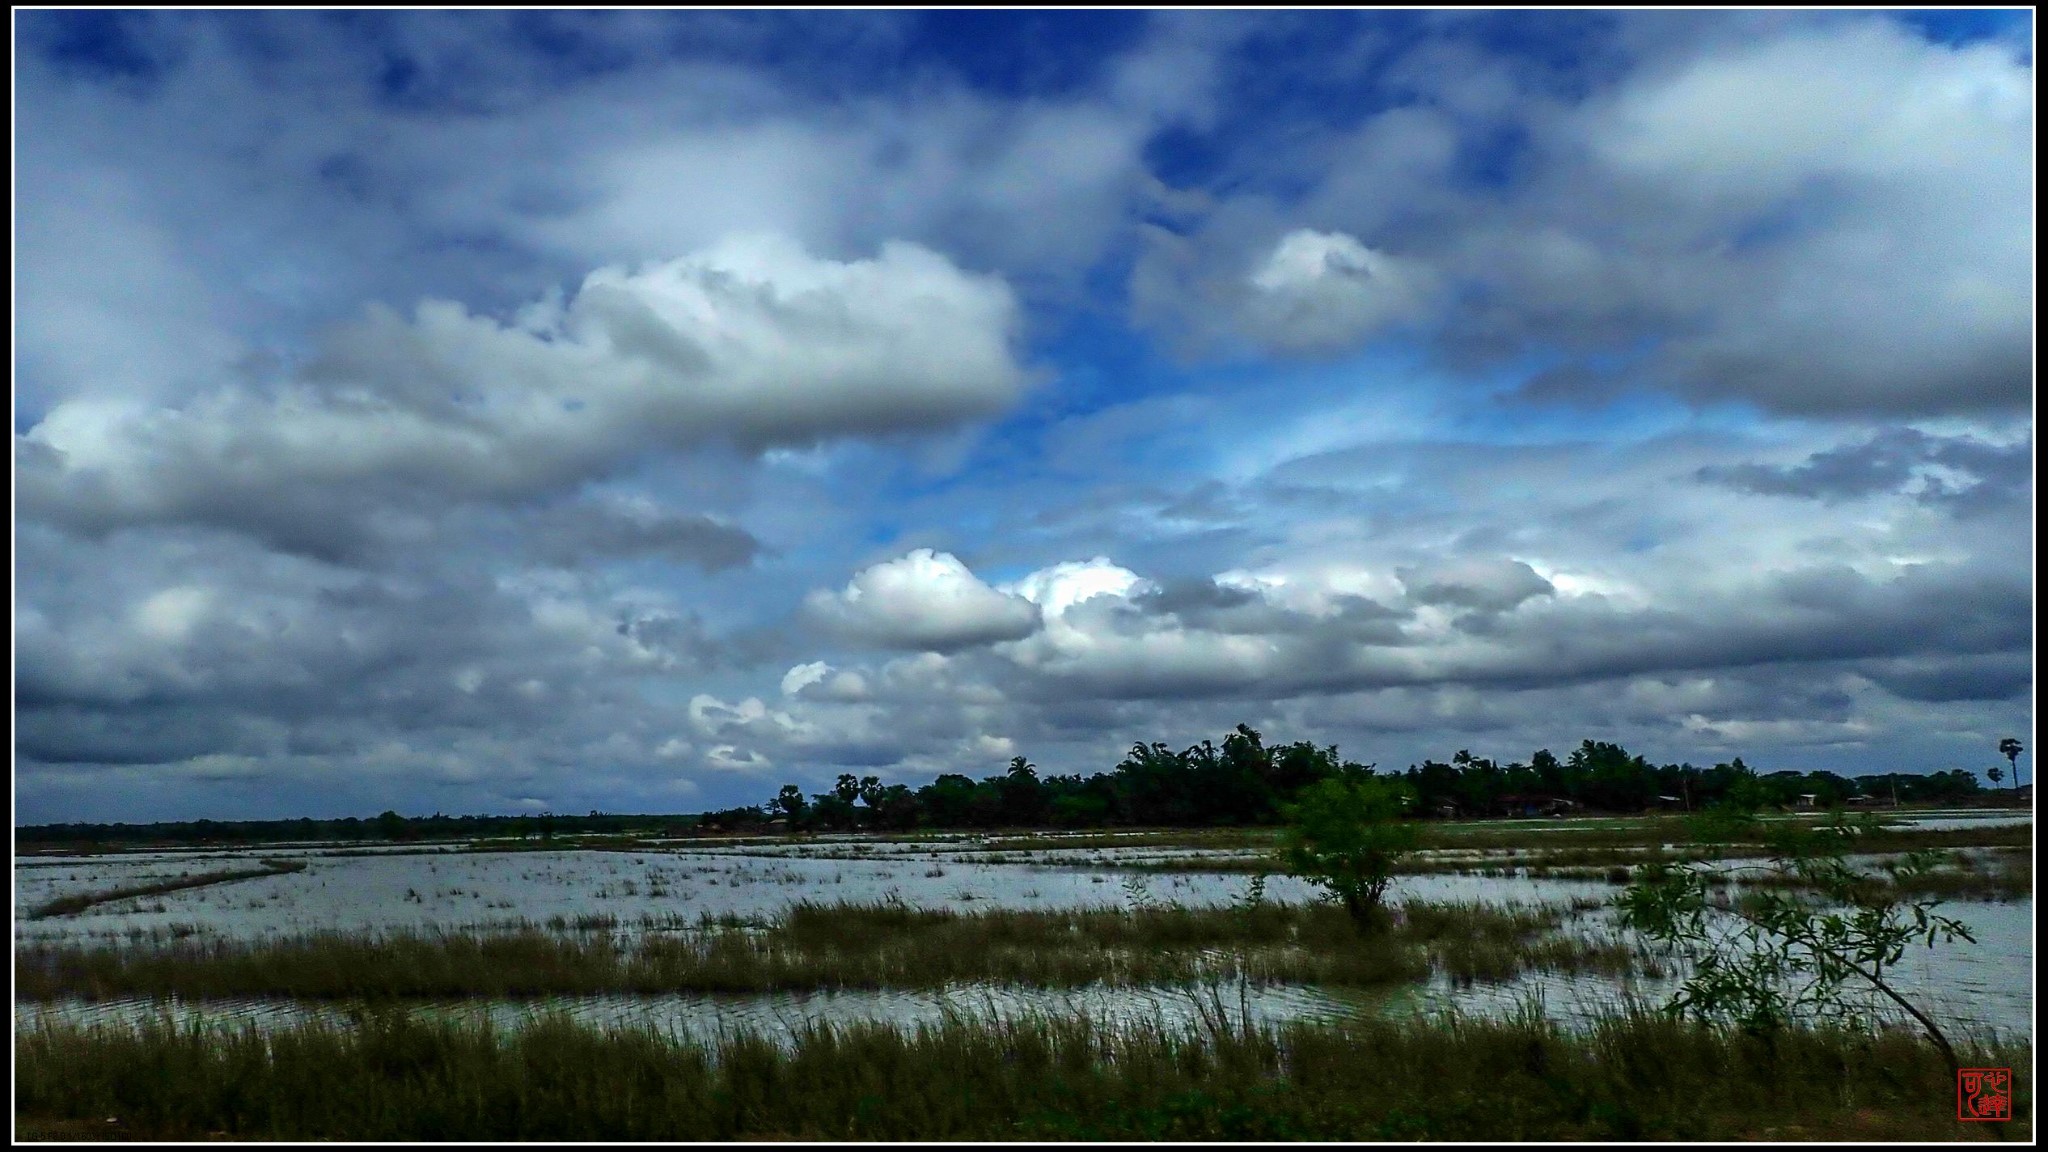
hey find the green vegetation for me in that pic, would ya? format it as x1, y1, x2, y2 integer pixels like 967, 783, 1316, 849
16, 899, 1633, 1001
718, 733, 2009, 834
1618, 812, 1980, 1074
1279, 774, 1419, 927
15, 1008, 2028, 1141
27, 859, 307, 920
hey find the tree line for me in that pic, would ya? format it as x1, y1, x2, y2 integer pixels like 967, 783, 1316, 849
697, 727, 2000, 833
18, 727, 2011, 845
14, 809, 673, 848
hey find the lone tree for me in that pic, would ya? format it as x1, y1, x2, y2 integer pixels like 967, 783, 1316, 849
1279, 772, 1418, 930
1998, 737, 2024, 792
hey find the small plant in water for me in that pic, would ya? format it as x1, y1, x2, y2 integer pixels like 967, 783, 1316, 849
1119, 874, 1158, 911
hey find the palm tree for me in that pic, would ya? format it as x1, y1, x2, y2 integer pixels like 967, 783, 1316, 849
1998, 737, 2024, 793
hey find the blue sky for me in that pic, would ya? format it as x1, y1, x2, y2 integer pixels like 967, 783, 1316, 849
14, 11, 2034, 822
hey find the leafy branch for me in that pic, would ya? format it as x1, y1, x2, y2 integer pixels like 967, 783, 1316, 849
1615, 809, 1975, 1074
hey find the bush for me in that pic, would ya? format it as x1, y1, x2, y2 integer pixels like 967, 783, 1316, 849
1279, 774, 1420, 929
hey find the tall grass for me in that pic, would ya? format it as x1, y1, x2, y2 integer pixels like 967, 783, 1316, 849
15, 1007, 2028, 1140
16, 899, 1633, 1000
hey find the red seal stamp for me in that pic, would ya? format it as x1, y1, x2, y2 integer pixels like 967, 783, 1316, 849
1957, 1067, 2011, 1121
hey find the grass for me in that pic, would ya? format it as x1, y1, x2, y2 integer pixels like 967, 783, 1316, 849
26, 860, 309, 920
15, 899, 1637, 1000
1109, 824, 2034, 891
14, 1007, 2029, 1140
1723, 849, 2034, 902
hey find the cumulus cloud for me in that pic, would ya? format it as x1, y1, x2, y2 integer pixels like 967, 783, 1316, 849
14, 14, 2031, 822
18, 235, 1025, 558
807, 549, 1041, 651
1004, 556, 1151, 617
991, 557, 1401, 697
1133, 18, 2030, 417
1573, 22, 2032, 414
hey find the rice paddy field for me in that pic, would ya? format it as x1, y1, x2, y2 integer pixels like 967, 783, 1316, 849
13, 809, 2034, 1140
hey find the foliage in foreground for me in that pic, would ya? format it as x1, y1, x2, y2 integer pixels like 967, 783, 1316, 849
1618, 810, 1979, 1073
15, 1008, 2028, 1141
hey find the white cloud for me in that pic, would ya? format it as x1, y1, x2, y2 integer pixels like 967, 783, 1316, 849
704, 745, 773, 772
1241, 229, 1437, 352
996, 556, 1292, 691
1577, 22, 2032, 414
781, 661, 833, 696
1004, 556, 1150, 619
133, 587, 215, 643
13, 14, 2030, 821
807, 549, 1041, 650
1128, 19, 2028, 416
689, 694, 801, 739
19, 235, 1027, 552
781, 661, 873, 701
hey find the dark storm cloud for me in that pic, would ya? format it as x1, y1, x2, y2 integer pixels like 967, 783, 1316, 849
1127, 580, 1410, 643
15, 706, 274, 767
1697, 428, 2031, 514
1398, 558, 1555, 613
524, 498, 763, 571
1856, 653, 2034, 704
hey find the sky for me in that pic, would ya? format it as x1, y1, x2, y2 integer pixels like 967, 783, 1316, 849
12, 10, 2035, 824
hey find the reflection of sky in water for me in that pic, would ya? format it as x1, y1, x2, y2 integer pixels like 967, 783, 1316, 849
16, 844, 1624, 945
1882, 815, 2032, 832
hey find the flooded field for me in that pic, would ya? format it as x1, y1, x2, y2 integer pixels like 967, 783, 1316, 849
16, 845, 1327, 944
14, 820, 2033, 1043
25, 827, 1700, 945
